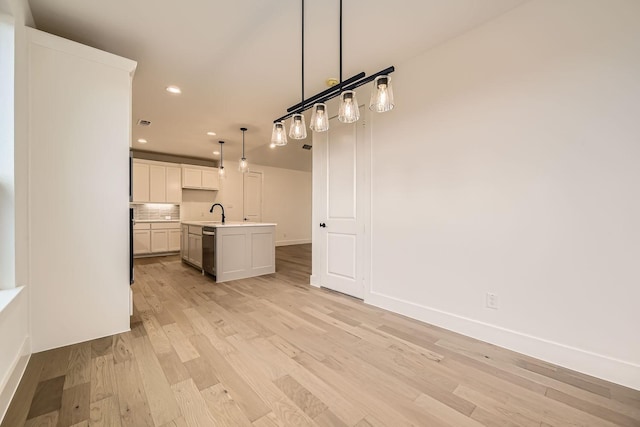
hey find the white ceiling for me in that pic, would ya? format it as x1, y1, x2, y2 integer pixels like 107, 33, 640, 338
27, 0, 527, 172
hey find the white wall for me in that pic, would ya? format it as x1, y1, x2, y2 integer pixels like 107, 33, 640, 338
366, 0, 640, 389
28, 29, 136, 352
181, 160, 312, 246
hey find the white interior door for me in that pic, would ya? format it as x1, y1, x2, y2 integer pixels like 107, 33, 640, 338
243, 171, 263, 222
320, 112, 365, 299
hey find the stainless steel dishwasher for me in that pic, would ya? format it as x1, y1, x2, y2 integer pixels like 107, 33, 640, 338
202, 226, 216, 277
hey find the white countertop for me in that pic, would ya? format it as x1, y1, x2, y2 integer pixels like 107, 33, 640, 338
135, 219, 180, 223
181, 220, 276, 228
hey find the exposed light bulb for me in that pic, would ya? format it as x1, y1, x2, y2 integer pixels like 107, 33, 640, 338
239, 127, 249, 173
310, 103, 329, 132
338, 91, 360, 123
369, 75, 394, 112
289, 114, 307, 139
238, 158, 249, 173
271, 121, 288, 146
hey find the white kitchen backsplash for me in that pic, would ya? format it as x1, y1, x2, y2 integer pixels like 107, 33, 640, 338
133, 203, 180, 221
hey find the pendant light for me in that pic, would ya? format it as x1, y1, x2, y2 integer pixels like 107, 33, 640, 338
271, 0, 396, 136
289, 0, 307, 140
337, 0, 359, 124
238, 127, 249, 173
289, 114, 307, 139
218, 141, 225, 179
310, 103, 329, 132
271, 121, 287, 146
369, 75, 394, 112
338, 91, 360, 123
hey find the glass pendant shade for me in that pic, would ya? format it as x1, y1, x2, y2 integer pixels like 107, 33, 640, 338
239, 127, 249, 173
238, 158, 249, 173
271, 121, 288, 146
309, 103, 329, 132
369, 75, 394, 112
289, 114, 307, 139
338, 90, 360, 123
218, 166, 225, 178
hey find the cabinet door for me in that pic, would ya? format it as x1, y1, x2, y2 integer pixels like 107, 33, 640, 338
181, 226, 189, 260
193, 235, 202, 267
133, 230, 151, 254
168, 229, 181, 251
202, 169, 219, 190
149, 165, 167, 202
183, 167, 202, 188
151, 230, 169, 253
188, 234, 202, 267
132, 162, 149, 202
166, 167, 182, 203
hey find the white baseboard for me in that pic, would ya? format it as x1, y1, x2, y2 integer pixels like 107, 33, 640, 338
276, 239, 311, 247
0, 336, 31, 423
310, 274, 321, 288
366, 291, 640, 391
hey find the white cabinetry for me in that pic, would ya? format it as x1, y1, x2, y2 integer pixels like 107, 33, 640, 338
181, 225, 189, 261
132, 159, 182, 203
149, 165, 166, 202
151, 229, 168, 253
215, 226, 275, 282
132, 162, 150, 202
166, 167, 182, 203
133, 223, 151, 255
181, 165, 219, 190
169, 229, 181, 252
134, 222, 180, 256
181, 224, 203, 268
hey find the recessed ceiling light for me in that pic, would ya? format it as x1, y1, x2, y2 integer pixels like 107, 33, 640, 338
165, 85, 181, 94
212, 151, 220, 155
207, 131, 216, 136
137, 138, 148, 144
269, 143, 276, 149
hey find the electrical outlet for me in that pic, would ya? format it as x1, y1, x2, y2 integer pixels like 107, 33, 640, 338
486, 292, 499, 309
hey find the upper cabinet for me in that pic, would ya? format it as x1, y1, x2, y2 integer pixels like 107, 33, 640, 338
132, 159, 182, 203
182, 165, 219, 190
132, 162, 150, 202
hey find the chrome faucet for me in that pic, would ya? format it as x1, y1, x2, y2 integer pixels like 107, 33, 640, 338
209, 203, 226, 223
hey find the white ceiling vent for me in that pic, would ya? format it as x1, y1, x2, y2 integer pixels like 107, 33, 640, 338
137, 119, 151, 126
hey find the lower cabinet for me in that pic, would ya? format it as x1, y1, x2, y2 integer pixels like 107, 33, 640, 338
181, 225, 189, 260
181, 224, 203, 268
169, 229, 181, 252
188, 234, 202, 268
151, 230, 169, 253
133, 222, 181, 256
133, 229, 151, 255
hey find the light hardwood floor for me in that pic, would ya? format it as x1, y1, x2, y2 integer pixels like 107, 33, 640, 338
3, 244, 639, 426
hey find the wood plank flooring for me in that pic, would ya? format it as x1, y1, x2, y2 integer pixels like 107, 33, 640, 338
3, 244, 639, 426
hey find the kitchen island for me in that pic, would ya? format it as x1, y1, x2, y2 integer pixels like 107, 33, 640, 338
181, 221, 276, 283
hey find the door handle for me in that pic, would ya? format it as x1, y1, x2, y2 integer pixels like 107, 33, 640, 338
319, 223, 326, 228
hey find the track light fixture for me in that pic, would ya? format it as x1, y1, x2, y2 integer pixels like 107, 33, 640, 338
271, 0, 395, 139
